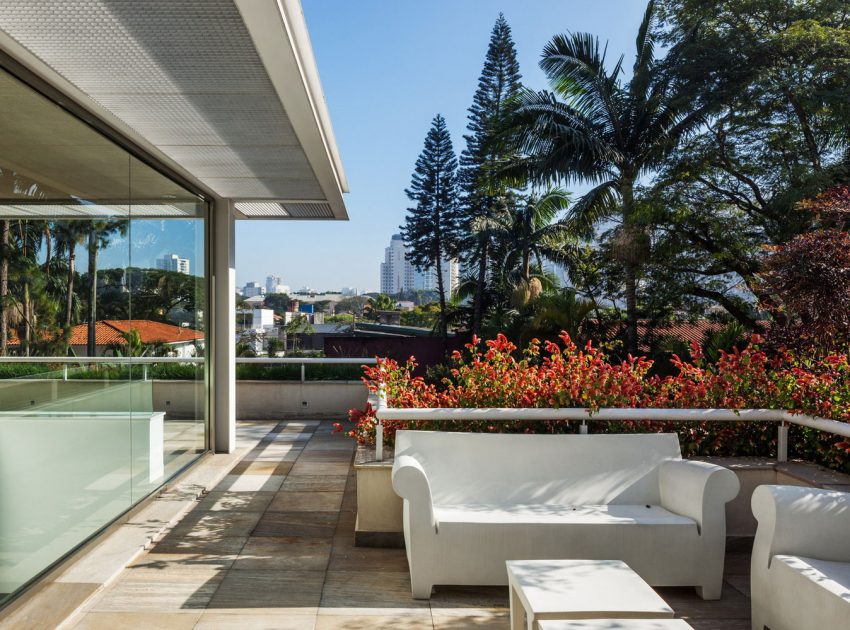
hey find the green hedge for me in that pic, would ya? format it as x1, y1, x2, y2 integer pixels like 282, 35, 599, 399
0, 362, 361, 381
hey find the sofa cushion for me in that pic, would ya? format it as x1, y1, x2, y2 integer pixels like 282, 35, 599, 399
772, 555, 850, 603
433, 503, 696, 527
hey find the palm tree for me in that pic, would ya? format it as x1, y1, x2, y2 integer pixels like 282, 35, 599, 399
364, 294, 397, 320
491, 188, 573, 307
54, 220, 89, 335
503, 0, 709, 353
84, 219, 127, 356
520, 289, 596, 347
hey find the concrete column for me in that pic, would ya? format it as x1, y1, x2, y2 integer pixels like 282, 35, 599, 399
212, 199, 236, 453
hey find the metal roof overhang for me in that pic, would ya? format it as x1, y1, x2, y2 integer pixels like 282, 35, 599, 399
0, 0, 348, 220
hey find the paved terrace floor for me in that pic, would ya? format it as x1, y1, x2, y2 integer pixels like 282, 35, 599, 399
65, 420, 753, 629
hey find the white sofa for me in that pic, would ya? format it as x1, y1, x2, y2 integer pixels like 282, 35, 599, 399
392, 430, 739, 600
751, 485, 850, 630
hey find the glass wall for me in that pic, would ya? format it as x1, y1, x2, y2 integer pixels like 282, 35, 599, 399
0, 68, 208, 603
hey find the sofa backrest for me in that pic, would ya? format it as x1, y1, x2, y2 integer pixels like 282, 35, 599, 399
394, 430, 682, 506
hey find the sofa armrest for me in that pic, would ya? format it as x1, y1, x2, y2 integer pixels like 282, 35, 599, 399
392, 455, 435, 531
752, 485, 850, 568
659, 459, 740, 534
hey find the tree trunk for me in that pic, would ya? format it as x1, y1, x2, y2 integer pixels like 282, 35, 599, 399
65, 242, 76, 330
435, 256, 449, 355
87, 228, 97, 357
522, 249, 531, 284
472, 243, 488, 337
620, 179, 639, 356
624, 262, 638, 356
22, 283, 30, 356
0, 220, 8, 356
20, 221, 30, 356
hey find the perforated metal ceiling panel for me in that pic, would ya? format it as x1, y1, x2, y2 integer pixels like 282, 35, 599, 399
234, 201, 333, 219
0, 0, 345, 217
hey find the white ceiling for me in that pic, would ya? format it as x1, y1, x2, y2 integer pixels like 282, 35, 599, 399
0, 0, 348, 219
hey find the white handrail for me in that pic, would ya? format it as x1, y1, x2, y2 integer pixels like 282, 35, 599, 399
235, 357, 376, 364
372, 398, 850, 462
0, 356, 202, 364
0, 356, 375, 365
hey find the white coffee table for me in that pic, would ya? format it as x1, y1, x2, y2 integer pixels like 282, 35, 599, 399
506, 559, 675, 630
537, 620, 693, 629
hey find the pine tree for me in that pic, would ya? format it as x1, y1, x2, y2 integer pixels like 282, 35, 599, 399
401, 114, 461, 352
459, 13, 522, 335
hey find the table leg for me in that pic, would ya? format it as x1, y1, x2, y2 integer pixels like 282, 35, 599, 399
509, 584, 526, 630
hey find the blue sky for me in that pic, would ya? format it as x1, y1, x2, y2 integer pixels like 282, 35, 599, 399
235, 0, 649, 292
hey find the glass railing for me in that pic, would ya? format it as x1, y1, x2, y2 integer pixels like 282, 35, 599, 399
0, 357, 205, 603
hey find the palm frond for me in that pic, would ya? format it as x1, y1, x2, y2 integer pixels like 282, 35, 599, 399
565, 180, 621, 238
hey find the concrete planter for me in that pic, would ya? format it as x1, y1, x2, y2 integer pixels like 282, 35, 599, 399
353, 446, 403, 548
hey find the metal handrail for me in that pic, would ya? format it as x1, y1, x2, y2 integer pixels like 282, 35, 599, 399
0, 356, 202, 364
372, 394, 850, 462
235, 357, 377, 364
236, 356, 375, 382
0, 356, 374, 382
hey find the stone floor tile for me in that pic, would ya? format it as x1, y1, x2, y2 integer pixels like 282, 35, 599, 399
297, 450, 355, 462
214, 474, 285, 492
431, 610, 510, 629
319, 570, 430, 614
429, 585, 509, 610
71, 611, 202, 629
686, 621, 752, 630
153, 534, 248, 556
166, 510, 263, 539
229, 460, 294, 476
207, 570, 325, 610
195, 611, 317, 629
0, 582, 101, 630
289, 462, 352, 476
195, 491, 275, 513
252, 511, 338, 538
303, 444, 356, 454
280, 476, 349, 492
725, 574, 750, 598
724, 551, 752, 576
232, 536, 332, 572
90, 572, 223, 612
655, 586, 751, 619
326, 546, 409, 573
261, 432, 313, 443
315, 615, 433, 629
268, 491, 344, 513
128, 552, 236, 571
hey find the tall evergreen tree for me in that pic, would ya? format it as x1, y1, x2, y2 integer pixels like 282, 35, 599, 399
401, 114, 461, 352
459, 13, 522, 335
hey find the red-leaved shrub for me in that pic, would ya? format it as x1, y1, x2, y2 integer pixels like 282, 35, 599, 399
341, 332, 850, 472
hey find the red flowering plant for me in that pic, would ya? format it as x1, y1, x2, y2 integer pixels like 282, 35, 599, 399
343, 332, 850, 472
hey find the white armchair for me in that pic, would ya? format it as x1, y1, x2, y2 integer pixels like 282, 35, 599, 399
751, 485, 850, 630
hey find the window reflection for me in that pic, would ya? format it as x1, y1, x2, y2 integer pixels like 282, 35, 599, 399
0, 68, 208, 603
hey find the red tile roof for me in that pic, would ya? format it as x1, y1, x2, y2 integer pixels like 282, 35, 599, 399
8, 320, 203, 347
598, 320, 734, 353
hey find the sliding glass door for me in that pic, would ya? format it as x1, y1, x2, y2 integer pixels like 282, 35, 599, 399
0, 67, 209, 603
